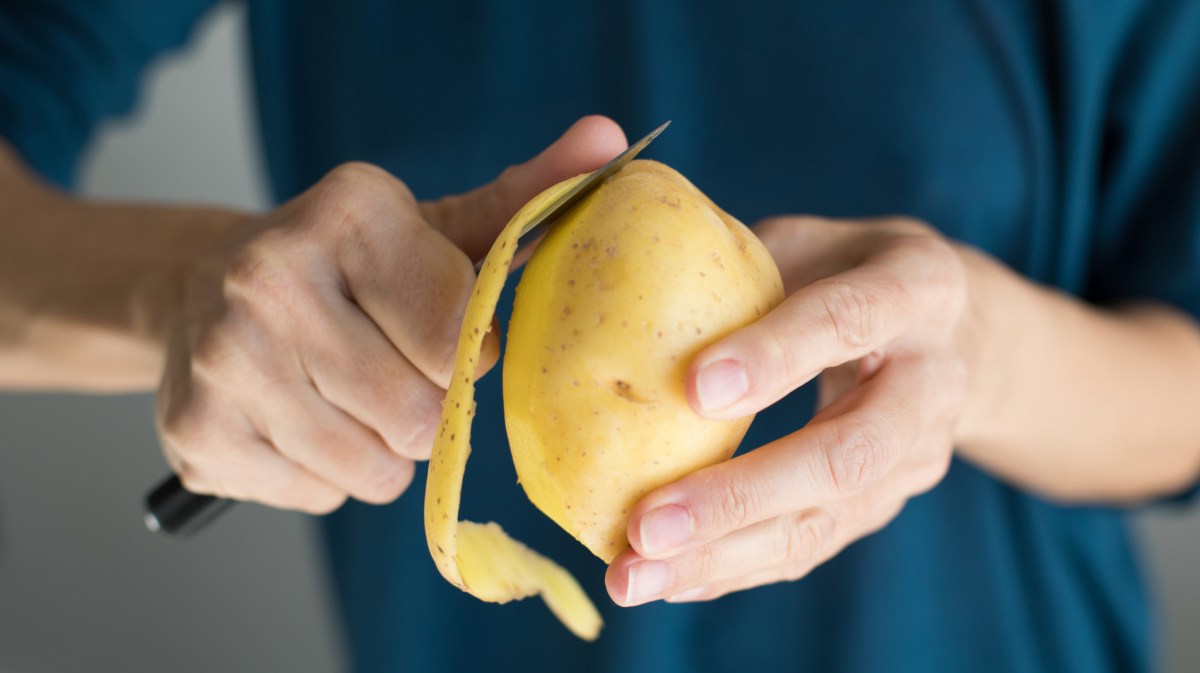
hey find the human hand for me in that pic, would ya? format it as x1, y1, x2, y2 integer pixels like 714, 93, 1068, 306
157, 117, 627, 513
607, 216, 971, 604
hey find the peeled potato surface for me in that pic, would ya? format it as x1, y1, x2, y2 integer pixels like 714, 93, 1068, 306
504, 160, 785, 561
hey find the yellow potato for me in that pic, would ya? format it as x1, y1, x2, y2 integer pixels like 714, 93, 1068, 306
504, 160, 784, 561
424, 159, 782, 639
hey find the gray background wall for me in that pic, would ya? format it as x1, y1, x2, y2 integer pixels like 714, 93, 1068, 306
0, 3, 1196, 671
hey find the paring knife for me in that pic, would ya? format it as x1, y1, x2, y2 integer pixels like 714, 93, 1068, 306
144, 121, 671, 537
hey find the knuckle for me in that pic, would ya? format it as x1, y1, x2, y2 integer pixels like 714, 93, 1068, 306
383, 400, 440, 460
923, 236, 965, 285
914, 449, 954, 493
690, 544, 720, 583
408, 306, 474, 391
190, 328, 235, 379
314, 431, 372, 474
822, 419, 893, 494
779, 559, 817, 583
778, 511, 832, 565
323, 161, 397, 194
310, 433, 402, 500
421, 329, 462, 388
256, 466, 347, 514
222, 245, 270, 294
361, 461, 415, 504
815, 279, 887, 351
299, 491, 348, 516
715, 477, 759, 529
489, 164, 524, 218
316, 162, 415, 224
175, 461, 213, 495
159, 394, 219, 455
886, 233, 966, 312
760, 320, 809, 389
221, 245, 299, 310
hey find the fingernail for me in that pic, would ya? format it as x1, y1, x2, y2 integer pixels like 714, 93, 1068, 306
696, 359, 748, 413
638, 504, 693, 556
625, 560, 671, 604
665, 586, 707, 603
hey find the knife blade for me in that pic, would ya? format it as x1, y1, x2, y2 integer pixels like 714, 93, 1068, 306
474, 120, 670, 272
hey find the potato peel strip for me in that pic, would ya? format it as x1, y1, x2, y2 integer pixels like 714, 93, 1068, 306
424, 174, 602, 641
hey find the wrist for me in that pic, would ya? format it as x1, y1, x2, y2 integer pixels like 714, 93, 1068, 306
1, 190, 249, 390
130, 205, 249, 350
950, 243, 1031, 452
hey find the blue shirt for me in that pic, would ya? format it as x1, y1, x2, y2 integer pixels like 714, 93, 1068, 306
4, 1, 1199, 671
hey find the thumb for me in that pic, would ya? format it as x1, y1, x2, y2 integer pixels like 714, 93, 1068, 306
421, 115, 628, 261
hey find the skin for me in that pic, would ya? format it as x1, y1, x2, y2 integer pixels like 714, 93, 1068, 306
2, 115, 1198, 605
0, 116, 628, 512
605, 216, 1200, 606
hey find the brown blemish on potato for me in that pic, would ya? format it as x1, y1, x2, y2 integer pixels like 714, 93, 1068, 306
612, 380, 651, 404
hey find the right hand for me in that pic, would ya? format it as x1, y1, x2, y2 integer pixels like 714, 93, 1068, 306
156, 116, 627, 513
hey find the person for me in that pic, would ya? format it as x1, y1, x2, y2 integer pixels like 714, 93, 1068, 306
2, 1, 1199, 671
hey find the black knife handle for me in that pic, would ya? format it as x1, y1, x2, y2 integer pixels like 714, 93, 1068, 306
144, 474, 234, 537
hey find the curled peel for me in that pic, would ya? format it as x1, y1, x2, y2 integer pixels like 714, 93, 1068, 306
424, 173, 602, 641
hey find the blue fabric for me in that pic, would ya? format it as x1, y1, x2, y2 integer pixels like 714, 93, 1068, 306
0, 0, 217, 186
4, 1, 1200, 671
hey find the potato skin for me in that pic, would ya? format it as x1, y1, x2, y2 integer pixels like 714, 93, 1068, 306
503, 160, 784, 562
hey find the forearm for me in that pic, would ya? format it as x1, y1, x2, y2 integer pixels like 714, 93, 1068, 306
0, 143, 245, 391
956, 245, 1200, 502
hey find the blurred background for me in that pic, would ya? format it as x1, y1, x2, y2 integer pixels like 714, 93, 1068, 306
0, 4, 1196, 671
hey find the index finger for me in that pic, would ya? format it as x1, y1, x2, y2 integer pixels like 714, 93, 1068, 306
627, 359, 923, 560
686, 234, 961, 420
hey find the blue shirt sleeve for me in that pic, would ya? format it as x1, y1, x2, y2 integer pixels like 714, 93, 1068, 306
1088, 1, 1200, 503
0, 0, 218, 187
1090, 2, 1200, 316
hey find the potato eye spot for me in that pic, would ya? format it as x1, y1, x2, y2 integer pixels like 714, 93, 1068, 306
612, 380, 651, 404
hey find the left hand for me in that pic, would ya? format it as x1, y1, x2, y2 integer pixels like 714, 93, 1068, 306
606, 215, 972, 605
